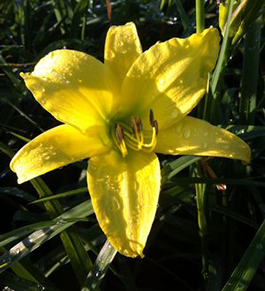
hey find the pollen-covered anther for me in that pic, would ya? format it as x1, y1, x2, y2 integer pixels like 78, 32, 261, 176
149, 109, 154, 126
115, 124, 128, 157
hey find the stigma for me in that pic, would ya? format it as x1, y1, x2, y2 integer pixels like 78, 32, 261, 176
113, 110, 158, 157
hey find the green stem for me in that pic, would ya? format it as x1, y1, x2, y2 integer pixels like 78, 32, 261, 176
209, 0, 235, 123
196, 0, 205, 33
239, 17, 261, 124
194, 163, 209, 281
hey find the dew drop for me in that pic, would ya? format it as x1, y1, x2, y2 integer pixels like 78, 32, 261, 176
158, 77, 164, 84
171, 109, 178, 118
40, 100, 46, 105
118, 41, 124, 47
106, 50, 114, 59
121, 48, 127, 54
111, 197, 120, 211
183, 128, 191, 139
202, 142, 207, 149
175, 123, 183, 133
41, 88, 45, 92
203, 132, 209, 137
222, 144, 229, 150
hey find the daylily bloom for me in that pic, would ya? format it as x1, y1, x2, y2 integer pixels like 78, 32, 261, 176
10, 23, 250, 258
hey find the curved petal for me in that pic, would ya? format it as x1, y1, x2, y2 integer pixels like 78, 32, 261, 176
87, 150, 161, 258
105, 22, 142, 91
155, 116, 251, 163
21, 49, 114, 134
121, 28, 220, 129
10, 124, 111, 184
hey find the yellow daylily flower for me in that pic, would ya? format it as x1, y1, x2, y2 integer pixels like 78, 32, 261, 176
10, 22, 251, 258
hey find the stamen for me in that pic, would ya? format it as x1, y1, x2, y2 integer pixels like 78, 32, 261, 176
112, 110, 159, 156
136, 117, 144, 146
136, 117, 143, 132
131, 116, 139, 136
115, 124, 128, 157
115, 124, 124, 145
142, 127, 157, 152
149, 109, 154, 126
153, 120, 159, 134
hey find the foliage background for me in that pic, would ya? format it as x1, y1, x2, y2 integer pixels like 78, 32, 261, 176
0, 0, 264, 290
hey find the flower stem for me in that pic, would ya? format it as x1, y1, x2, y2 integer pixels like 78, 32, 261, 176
196, 0, 205, 33
194, 163, 209, 280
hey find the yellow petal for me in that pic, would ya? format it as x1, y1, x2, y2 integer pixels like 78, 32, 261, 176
121, 28, 220, 129
155, 116, 251, 163
21, 49, 114, 134
10, 124, 110, 184
87, 150, 161, 258
105, 22, 142, 90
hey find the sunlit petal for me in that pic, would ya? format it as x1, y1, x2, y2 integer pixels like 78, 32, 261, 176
87, 150, 160, 258
155, 116, 251, 163
105, 22, 142, 92
10, 124, 111, 184
21, 49, 114, 134
121, 28, 220, 128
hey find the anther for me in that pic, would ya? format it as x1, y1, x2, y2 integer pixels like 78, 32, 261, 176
152, 120, 159, 135
131, 116, 139, 136
136, 117, 143, 132
115, 124, 124, 145
149, 109, 154, 126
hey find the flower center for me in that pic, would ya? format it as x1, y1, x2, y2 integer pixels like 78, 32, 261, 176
112, 110, 158, 157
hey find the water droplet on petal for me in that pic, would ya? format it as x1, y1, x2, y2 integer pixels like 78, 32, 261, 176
171, 109, 178, 118
202, 142, 207, 149
106, 50, 115, 59
183, 128, 191, 139
111, 197, 120, 211
175, 123, 183, 133
222, 144, 229, 150
158, 77, 164, 84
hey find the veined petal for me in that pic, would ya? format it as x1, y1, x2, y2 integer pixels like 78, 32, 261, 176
105, 22, 142, 91
155, 116, 251, 163
21, 50, 114, 134
121, 28, 220, 129
87, 150, 161, 258
10, 124, 111, 184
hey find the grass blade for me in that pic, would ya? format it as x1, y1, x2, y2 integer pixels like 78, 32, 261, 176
82, 240, 117, 291
222, 220, 265, 291
0, 200, 93, 274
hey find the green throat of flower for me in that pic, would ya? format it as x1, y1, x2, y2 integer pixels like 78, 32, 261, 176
112, 110, 159, 157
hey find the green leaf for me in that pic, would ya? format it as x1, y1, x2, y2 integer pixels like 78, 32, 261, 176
222, 220, 265, 291
82, 240, 117, 291
0, 200, 93, 275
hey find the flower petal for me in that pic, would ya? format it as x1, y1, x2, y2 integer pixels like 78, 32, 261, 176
121, 28, 220, 129
155, 116, 251, 163
87, 150, 161, 258
21, 49, 114, 134
10, 124, 110, 184
104, 22, 142, 90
